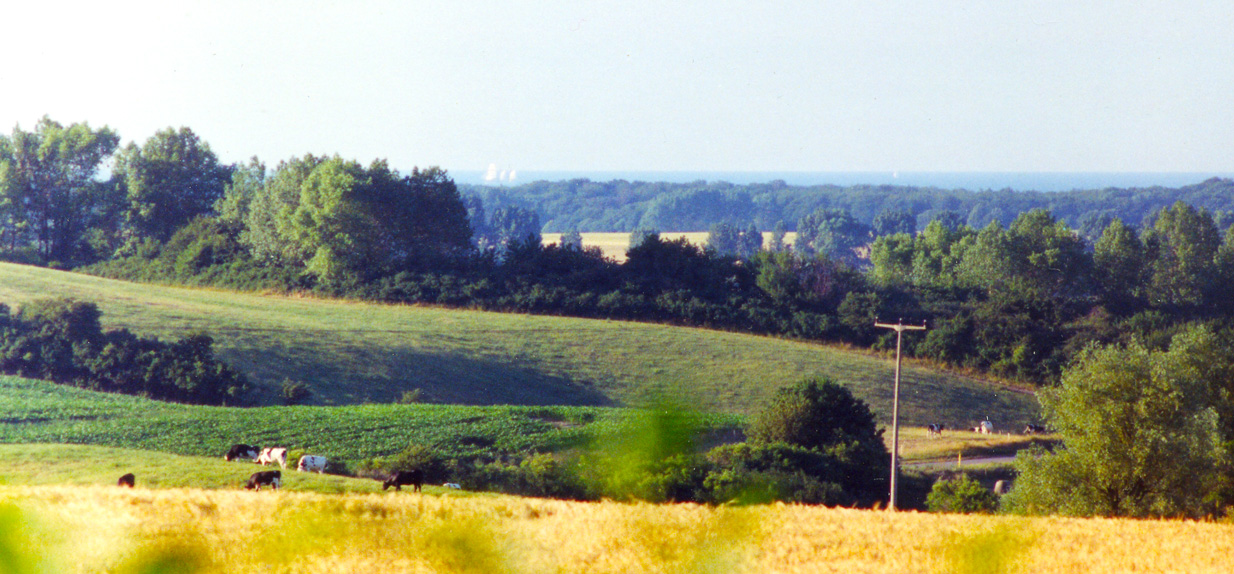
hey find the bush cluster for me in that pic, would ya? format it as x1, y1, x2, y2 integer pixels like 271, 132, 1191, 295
355, 378, 891, 506
0, 298, 249, 405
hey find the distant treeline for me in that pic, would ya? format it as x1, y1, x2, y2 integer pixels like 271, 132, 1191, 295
460, 177, 1234, 234
6, 116, 1234, 394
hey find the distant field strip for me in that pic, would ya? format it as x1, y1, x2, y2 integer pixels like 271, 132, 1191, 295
542, 231, 797, 261
0, 263, 1038, 426
4, 484, 1234, 573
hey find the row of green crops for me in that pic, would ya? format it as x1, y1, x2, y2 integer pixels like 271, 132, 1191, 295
0, 376, 742, 464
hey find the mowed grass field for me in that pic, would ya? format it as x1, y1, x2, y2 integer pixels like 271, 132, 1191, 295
0, 262, 1038, 427
4, 483, 1233, 573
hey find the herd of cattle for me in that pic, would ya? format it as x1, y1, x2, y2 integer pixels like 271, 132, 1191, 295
115, 444, 443, 492
925, 420, 1048, 438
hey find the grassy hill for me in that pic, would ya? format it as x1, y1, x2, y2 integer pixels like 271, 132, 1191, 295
0, 262, 1039, 427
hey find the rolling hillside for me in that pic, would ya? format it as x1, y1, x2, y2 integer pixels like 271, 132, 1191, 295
0, 262, 1038, 427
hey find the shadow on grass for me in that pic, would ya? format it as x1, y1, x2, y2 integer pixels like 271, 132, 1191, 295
225, 341, 617, 408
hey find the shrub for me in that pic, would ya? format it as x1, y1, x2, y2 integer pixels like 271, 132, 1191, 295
750, 377, 884, 454
926, 473, 999, 513
279, 378, 313, 405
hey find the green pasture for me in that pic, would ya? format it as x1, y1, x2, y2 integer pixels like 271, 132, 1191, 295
0, 443, 476, 495
0, 262, 1039, 426
0, 376, 651, 464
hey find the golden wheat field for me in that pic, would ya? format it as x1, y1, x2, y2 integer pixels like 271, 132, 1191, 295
541, 232, 797, 262
2, 485, 1230, 574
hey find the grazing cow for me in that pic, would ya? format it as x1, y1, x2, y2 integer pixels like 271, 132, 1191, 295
994, 480, 1011, 495
246, 470, 282, 490
117, 473, 135, 488
927, 423, 946, 438
224, 444, 260, 462
382, 470, 424, 492
1023, 424, 1047, 435
256, 447, 288, 468
297, 455, 327, 473
443, 483, 462, 490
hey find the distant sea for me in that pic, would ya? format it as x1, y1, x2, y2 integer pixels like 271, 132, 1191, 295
453, 171, 1234, 192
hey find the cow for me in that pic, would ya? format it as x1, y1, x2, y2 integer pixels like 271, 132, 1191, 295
382, 470, 423, 492
256, 447, 288, 468
246, 470, 281, 491
1023, 424, 1047, 435
297, 455, 327, 473
117, 473, 135, 488
443, 483, 462, 490
224, 444, 260, 462
927, 423, 946, 438
978, 419, 994, 434
994, 479, 1011, 495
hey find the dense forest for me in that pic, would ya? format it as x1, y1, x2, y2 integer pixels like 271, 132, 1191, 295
5, 116, 1234, 391
461, 176, 1234, 236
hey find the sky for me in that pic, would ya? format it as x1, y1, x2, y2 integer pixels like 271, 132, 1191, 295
3, 1, 1232, 175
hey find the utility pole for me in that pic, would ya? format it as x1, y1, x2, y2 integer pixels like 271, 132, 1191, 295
874, 318, 926, 511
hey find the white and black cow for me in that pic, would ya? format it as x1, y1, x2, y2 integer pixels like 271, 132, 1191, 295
225, 444, 260, 462
297, 455, 327, 473
246, 470, 281, 490
927, 423, 946, 438
256, 447, 288, 468
1023, 424, 1047, 435
382, 470, 423, 492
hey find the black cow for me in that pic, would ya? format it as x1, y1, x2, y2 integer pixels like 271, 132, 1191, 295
225, 444, 260, 462
382, 470, 424, 492
245, 470, 282, 491
117, 473, 135, 488
927, 423, 946, 437
1024, 424, 1047, 435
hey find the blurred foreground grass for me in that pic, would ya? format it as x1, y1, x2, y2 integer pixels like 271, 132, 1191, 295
3, 485, 1233, 573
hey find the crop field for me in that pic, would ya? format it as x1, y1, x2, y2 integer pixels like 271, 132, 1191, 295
3, 484, 1232, 574
541, 231, 798, 262
0, 376, 708, 464
0, 262, 1038, 428
0, 377, 1020, 471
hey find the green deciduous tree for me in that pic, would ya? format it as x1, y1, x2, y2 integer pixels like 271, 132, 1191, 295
957, 209, 1089, 298
706, 221, 762, 259
1142, 201, 1221, 308
115, 127, 233, 243
873, 208, 915, 237
793, 208, 869, 264
239, 157, 472, 285
0, 117, 120, 264
1004, 327, 1228, 517
1092, 218, 1145, 310
746, 377, 889, 505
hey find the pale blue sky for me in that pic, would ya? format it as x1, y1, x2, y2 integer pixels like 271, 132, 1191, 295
3, 1, 1231, 174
